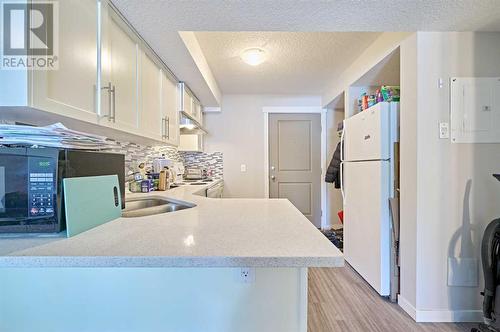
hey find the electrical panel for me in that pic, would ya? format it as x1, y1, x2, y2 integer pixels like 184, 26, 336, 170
450, 77, 500, 143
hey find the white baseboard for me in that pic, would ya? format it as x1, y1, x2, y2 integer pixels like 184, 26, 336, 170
398, 295, 482, 323
415, 309, 482, 323
398, 295, 417, 320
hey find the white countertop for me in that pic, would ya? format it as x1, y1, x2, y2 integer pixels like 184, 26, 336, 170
0, 180, 343, 268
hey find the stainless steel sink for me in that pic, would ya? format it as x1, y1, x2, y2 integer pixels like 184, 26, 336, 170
122, 197, 195, 218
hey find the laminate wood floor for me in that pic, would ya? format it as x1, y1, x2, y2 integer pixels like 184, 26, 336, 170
308, 265, 476, 332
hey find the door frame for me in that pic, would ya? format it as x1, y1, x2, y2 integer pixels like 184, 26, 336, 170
263, 106, 328, 229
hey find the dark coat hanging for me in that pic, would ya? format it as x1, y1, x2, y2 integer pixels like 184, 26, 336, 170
325, 142, 342, 189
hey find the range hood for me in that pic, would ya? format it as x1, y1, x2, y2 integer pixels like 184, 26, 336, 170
179, 111, 207, 135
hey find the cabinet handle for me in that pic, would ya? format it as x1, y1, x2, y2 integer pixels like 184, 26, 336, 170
101, 82, 115, 122
166, 116, 170, 140
111, 85, 116, 123
161, 117, 166, 139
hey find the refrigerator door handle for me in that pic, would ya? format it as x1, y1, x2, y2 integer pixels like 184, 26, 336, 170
340, 120, 345, 162
340, 161, 345, 204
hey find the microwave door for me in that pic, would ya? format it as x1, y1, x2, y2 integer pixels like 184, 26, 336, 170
0, 148, 59, 233
0, 154, 29, 224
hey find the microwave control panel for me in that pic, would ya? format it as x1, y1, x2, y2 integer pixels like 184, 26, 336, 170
28, 157, 56, 218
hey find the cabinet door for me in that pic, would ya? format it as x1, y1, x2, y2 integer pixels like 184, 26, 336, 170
139, 51, 162, 139
31, 0, 98, 123
101, 3, 139, 131
179, 134, 203, 152
192, 99, 200, 122
182, 88, 193, 115
161, 71, 179, 146
197, 103, 203, 124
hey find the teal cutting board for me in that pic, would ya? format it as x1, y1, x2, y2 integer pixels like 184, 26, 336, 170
63, 175, 122, 237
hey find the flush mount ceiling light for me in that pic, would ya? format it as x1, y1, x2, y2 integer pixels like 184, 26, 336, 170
240, 48, 267, 66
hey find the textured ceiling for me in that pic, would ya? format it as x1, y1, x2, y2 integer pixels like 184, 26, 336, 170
195, 32, 381, 94
111, 0, 500, 100
113, 0, 500, 32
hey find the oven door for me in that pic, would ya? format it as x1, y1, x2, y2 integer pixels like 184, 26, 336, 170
0, 148, 59, 232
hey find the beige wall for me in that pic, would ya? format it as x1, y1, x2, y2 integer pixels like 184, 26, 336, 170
204, 94, 322, 198
401, 32, 500, 321
323, 32, 411, 108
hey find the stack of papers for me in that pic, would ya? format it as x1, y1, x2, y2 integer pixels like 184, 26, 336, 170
0, 123, 112, 150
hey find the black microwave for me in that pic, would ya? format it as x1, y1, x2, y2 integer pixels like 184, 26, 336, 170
0, 147, 125, 233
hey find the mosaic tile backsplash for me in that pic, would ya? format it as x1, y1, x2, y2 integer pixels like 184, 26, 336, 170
107, 140, 223, 180
0, 120, 223, 179
180, 151, 224, 180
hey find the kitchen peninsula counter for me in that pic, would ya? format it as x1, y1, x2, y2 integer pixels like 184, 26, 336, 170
0, 180, 343, 268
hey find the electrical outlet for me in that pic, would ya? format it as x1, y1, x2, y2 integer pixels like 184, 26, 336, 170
240, 164, 247, 172
239, 267, 255, 283
439, 122, 449, 139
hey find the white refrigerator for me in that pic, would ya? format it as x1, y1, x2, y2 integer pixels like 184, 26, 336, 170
341, 102, 399, 297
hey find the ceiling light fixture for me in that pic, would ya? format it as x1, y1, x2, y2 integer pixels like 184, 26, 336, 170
241, 48, 267, 66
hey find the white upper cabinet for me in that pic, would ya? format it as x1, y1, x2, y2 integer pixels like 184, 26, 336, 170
179, 82, 202, 123
100, 4, 139, 131
161, 71, 180, 146
0, 0, 194, 147
192, 99, 201, 122
31, 0, 98, 123
179, 134, 204, 152
139, 50, 162, 140
181, 85, 193, 115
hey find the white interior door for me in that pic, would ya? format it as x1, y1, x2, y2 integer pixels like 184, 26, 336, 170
343, 160, 391, 296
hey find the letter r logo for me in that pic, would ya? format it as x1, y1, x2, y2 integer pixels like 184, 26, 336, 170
3, 2, 54, 56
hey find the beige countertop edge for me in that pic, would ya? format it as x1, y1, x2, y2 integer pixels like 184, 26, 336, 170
0, 255, 344, 268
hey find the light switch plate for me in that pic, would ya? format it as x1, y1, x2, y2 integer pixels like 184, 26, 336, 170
240, 164, 247, 172
439, 122, 450, 139
447, 257, 478, 287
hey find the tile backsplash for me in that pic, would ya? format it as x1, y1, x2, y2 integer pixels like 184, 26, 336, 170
107, 140, 181, 171
0, 121, 223, 179
180, 151, 224, 180
107, 139, 223, 180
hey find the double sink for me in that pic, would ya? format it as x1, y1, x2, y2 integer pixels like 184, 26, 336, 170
122, 198, 195, 218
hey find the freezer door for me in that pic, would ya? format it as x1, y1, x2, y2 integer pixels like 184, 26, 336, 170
344, 102, 391, 161
343, 160, 391, 296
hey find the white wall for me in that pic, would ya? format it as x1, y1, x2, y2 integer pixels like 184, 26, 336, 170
325, 108, 344, 226
179, 32, 222, 105
398, 32, 419, 314
400, 32, 500, 322
204, 94, 322, 198
0, 70, 27, 106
